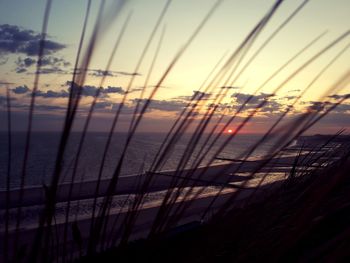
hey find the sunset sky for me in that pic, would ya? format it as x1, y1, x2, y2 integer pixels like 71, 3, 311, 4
0, 0, 349, 133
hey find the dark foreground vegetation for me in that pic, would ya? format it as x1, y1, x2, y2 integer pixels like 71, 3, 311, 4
2, 0, 350, 262
79, 154, 350, 263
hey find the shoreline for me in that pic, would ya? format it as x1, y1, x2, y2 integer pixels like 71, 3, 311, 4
0, 154, 311, 209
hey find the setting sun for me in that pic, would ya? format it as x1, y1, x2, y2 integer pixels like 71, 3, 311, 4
227, 129, 233, 134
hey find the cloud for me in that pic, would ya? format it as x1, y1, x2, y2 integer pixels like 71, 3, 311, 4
231, 92, 275, 106
207, 92, 283, 114
15, 55, 71, 74
116, 71, 141, 76
258, 100, 283, 113
301, 101, 333, 112
298, 101, 350, 131
103, 86, 126, 94
231, 92, 284, 113
76, 68, 142, 78
32, 82, 126, 98
129, 85, 169, 93
288, 89, 301, 93
95, 101, 113, 109
0, 24, 66, 57
35, 89, 69, 98
15, 57, 36, 71
35, 67, 68, 74
282, 95, 299, 101
12, 85, 30, 94
16, 68, 27, 73
78, 85, 101, 97
328, 94, 350, 100
220, 86, 239, 90
176, 90, 212, 101
132, 98, 188, 112
305, 100, 350, 114
40, 56, 70, 67
129, 87, 144, 93
89, 69, 115, 77
72, 84, 125, 97
207, 102, 233, 111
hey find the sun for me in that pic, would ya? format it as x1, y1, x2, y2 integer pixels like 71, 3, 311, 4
227, 129, 233, 134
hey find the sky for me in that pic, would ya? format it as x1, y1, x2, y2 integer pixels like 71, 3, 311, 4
0, 0, 349, 134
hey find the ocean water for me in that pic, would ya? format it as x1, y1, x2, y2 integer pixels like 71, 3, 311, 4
0, 132, 274, 190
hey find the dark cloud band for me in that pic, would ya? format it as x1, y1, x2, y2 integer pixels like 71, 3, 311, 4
0, 24, 66, 57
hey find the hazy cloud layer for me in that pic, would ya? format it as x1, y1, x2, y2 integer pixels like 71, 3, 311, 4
1, 95, 349, 132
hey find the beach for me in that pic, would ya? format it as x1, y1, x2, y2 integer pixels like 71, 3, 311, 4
0, 135, 347, 261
